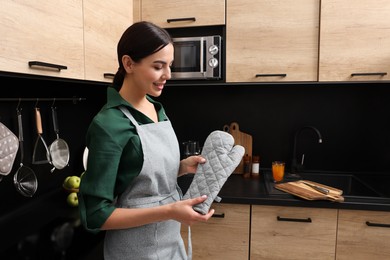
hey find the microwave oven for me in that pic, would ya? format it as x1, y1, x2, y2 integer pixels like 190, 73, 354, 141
170, 35, 222, 80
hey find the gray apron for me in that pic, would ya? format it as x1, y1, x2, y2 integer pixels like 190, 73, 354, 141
104, 106, 188, 260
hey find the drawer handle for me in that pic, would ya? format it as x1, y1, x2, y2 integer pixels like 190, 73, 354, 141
28, 61, 67, 71
366, 221, 390, 228
277, 216, 312, 223
351, 72, 387, 77
167, 17, 196, 23
103, 73, 115, 79
255, 73, 287, 77
212, 213, 225, 218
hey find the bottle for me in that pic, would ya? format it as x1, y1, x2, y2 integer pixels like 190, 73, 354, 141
251, 155, 260, 178
243, 154, 251, 178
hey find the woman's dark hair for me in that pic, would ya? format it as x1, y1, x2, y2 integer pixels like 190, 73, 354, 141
112, 21, 173, 90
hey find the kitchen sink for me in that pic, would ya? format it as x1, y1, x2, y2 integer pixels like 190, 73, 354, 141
264, 171, 384, 198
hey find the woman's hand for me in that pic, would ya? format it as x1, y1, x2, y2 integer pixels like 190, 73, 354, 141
169, 195, 215, 226
178, 155, 206, 177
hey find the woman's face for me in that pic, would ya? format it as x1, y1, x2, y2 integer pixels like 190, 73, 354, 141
131, 43, 174, 97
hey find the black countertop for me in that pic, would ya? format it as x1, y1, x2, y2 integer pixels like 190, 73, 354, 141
178, 172, 390, 212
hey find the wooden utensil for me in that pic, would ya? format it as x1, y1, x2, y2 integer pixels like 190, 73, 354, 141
275, 180, 344, 202
224, 122, 252, 174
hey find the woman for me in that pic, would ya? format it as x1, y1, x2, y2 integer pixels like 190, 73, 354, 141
78, 21, 215, 259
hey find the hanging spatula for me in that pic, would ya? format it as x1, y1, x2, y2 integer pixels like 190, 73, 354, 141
32, 107, 51, 165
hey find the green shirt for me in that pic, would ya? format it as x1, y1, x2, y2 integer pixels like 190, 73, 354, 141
78, 87, 169, 233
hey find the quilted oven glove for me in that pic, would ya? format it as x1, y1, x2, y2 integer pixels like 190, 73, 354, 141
183, 130, 245, 215
0, 122, 19, 181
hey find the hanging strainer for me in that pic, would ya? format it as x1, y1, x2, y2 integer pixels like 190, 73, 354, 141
49, 106, 70, 173
14, 108, 38, 197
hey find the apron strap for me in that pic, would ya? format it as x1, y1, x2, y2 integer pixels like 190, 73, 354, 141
118, 106, 140, 128
177, 184, 192, 260
187, 226, 192, 260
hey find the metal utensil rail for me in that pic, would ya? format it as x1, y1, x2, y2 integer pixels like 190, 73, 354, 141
0, 97, 86, 104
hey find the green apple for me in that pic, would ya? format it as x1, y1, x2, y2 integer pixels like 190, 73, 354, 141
66, 192, 79, 207
63, 176, 71, 189
66, 176, 81, 189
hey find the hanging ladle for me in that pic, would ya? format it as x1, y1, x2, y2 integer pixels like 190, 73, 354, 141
14, 107, 38, 197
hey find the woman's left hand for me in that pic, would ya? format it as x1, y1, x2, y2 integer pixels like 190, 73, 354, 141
178, 155, 206, 177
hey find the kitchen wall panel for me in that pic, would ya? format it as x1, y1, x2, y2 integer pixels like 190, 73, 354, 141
1, 74, 390, 257
157, 83, 390, 173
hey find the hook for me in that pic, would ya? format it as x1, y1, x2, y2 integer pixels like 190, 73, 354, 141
16, 98, 22, 112
34, 98, 39, 108
51, 98, 56, 107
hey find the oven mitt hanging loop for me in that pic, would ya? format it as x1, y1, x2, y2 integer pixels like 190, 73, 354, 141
182, 130, 245, 215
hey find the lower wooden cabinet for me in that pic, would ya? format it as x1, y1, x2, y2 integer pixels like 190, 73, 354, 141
181, 203, 250, 260
336, 209, 390, 260
182, 203, 390, 260
251, 205, 337, 260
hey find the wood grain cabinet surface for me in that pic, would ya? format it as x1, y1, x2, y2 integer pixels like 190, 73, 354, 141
83, 0, 133, 83
181, 203, 250, 260
336, 209, 390, 259
0, 0, 134, 82
139, 0, 225, 28
251, 205, 337, 260
319, 0, 390, 82
0, 0, 84, 80
226, 0, 320, 83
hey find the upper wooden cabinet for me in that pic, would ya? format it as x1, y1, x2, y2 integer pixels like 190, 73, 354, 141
83, 0, 133, 82
0, 1, 133, 82
319, 0, 390, 82
0, 1, 84, 80
251, 205, 337, 260
226, 0, 320, 83
139, 0, 225, 28
336, 209, 390, 259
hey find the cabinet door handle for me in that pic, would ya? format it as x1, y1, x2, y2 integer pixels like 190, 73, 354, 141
351, 72, 387, 77
277, 216, 312, 223
167, 17, 196, 23
212, 213, 225, 218
28, 61, 67, 71
255, 73, 287, 77
366, 221, 390, 228
103, 73, 115, 79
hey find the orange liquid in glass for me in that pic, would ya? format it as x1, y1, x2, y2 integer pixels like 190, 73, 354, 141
272, 162, 285, 182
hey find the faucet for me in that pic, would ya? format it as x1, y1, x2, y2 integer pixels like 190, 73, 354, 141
290, 126, 323, 175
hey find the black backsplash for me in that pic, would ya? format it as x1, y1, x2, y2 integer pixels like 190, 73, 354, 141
0, 74, 107, 213
157, 82, 390, 173
1, 73, 390, 256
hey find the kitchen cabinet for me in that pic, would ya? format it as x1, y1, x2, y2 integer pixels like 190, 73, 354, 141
0, 1, 85, 80
336, 209, 390, 259
138, 0, 225, 28
319, 0, 390, 82
226, 0, 320, 83
251, 205, 337, 260
83, 0, 133, 82
181, 203, 250, 260
0, 0, 133, 82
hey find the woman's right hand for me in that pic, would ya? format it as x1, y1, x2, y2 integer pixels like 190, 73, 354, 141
169, 195, 215, 226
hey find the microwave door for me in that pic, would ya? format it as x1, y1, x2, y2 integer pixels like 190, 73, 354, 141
171, 38, 206, 79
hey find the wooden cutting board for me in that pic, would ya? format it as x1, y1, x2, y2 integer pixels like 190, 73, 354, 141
275, 180, 344, 202
224, 122, 252, 174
